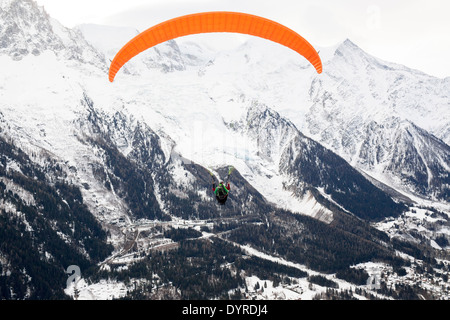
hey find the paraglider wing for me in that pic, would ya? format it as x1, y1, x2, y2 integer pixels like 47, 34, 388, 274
108, 11, 322, 82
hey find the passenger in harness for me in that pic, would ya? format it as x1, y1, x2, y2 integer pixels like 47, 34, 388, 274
213, 181, 230, 205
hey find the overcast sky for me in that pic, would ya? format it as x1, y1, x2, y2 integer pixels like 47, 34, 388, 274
34, 0, 450, 78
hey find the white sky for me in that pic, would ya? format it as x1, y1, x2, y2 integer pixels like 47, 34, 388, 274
34, 0, 450, 78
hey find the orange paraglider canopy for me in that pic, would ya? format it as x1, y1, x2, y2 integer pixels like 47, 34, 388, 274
109, 11, 322, 82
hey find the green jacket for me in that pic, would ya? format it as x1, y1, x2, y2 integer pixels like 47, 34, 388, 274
214, 183, 229, 196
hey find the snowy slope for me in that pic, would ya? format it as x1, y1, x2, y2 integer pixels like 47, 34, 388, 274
0, 0, 447, 221
81, 30, 449, 203
1, 4, 448, 217
299, 40, 449, 200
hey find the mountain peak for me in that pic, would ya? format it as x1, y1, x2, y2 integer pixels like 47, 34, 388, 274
0, 0, 53, 59
316, 38, 364, 64
0, 0, 45, 18
342, 38, 358, 48
334, 38, 370, 58
0, 0, 105, 67
330, 38, 434, 78
0, 0, 23, 9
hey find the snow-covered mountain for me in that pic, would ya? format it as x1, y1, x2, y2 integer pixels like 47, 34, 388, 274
78, 20, 450, 203
1, 0, 449, 300
0, 0, 105, 67
303, 39, 450, 201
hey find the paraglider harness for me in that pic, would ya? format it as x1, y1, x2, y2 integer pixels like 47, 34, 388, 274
210, 167, 234, 205
214, 182, 229, 204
